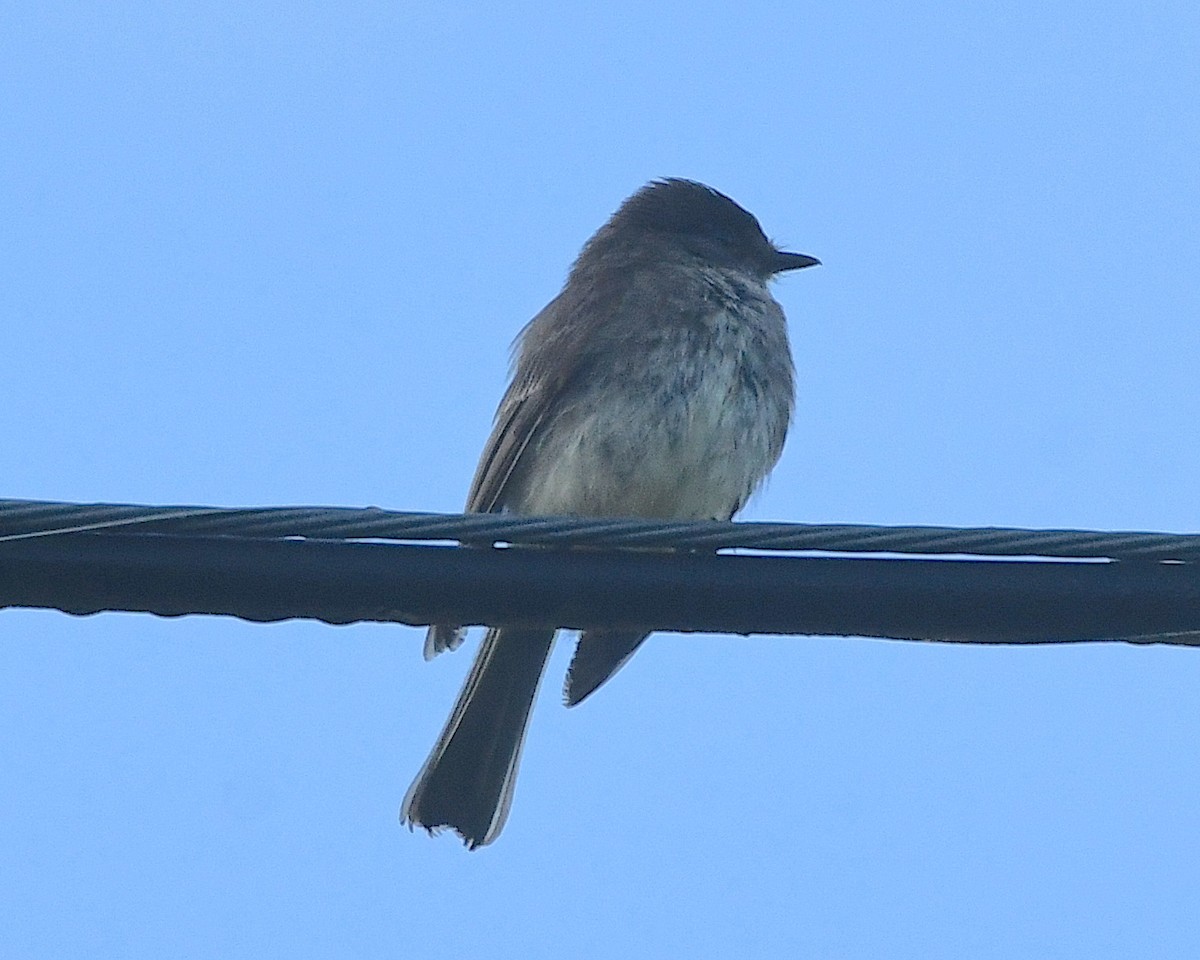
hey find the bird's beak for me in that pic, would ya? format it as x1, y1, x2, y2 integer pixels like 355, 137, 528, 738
772, 250, 821, 273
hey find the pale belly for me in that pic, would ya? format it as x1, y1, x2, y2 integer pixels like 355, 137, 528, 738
516, 344, 787, 521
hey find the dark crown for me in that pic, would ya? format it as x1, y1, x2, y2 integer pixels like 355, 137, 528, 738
614, 178, 769, 250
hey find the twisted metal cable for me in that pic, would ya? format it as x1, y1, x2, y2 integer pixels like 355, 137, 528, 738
0, 498, 1196, 560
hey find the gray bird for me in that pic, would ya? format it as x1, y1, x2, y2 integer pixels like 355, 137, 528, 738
402, 178, 819, 847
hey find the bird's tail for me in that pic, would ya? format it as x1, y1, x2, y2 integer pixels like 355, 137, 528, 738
401, 627, 556, 848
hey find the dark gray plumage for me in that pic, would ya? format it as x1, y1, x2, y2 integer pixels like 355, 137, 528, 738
402, 178, 819, 847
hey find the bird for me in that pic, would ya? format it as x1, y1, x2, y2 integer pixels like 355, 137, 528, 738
401, 178, 819, 847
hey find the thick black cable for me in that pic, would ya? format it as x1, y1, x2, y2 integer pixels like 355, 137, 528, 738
2, 532, 1199, 644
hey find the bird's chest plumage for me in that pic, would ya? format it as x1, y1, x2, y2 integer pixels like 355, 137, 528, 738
516, 273, 793, 520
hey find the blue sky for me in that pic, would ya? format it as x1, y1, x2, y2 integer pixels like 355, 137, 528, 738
3, 2, 1200, 957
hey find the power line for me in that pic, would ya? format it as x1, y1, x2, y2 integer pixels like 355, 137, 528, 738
1, 497, 1198, 559
0, 498, 1198, 646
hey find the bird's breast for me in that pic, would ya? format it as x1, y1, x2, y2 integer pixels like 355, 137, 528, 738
517, 290, 793, 520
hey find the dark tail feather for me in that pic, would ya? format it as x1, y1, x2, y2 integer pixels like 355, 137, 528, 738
401, 627, 556, 849
564, 630, 650, 707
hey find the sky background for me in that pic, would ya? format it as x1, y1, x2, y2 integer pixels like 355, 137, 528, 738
3, 1, 1200, 957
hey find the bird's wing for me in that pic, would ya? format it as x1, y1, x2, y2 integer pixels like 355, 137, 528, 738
465, 294, 587, 514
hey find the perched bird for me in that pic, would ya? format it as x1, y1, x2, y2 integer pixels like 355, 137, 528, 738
402, 178, 819, 847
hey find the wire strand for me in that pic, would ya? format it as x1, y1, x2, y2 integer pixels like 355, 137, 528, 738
0, 498, 1196, 560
